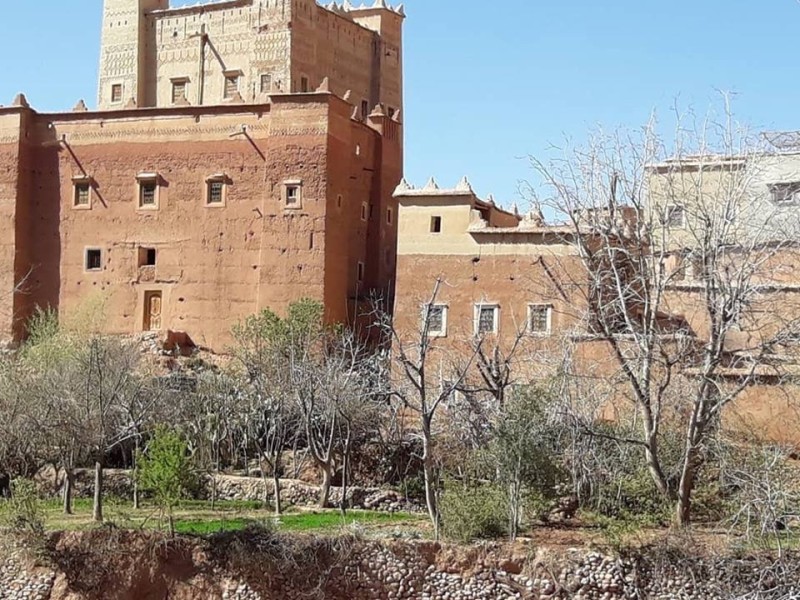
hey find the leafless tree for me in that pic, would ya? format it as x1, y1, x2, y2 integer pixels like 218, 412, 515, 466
378, 278, 482, 540
529, 101, 800, 525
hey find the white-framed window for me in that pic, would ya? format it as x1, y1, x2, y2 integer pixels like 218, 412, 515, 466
136, 173, 160, 210
171, 78, 189, 104
422, 303, 447, 337
769, 182, 800, 206
85, 248, 102, 272
110, 83, 123, 104
474, 304, 499, 335
283, 180, 302, 209
223, 71, 241, 99
72, 176, 93, 209
260, 73, 273, 94
528, 304, 552, 335
665, 204, 686, 229
206, 174, 229, 206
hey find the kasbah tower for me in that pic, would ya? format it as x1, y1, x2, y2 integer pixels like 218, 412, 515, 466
0, 0, 404, 350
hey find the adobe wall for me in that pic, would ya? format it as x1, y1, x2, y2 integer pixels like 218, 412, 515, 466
7, 94, 391, 350
0, 111, 24, 343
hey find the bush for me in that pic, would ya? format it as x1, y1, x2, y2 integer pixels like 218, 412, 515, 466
440, 481, 507, 543
2, 478, 45, 536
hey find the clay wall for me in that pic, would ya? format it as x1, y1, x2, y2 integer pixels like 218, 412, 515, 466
0, 111, 24, 342
6, 94, 391, 350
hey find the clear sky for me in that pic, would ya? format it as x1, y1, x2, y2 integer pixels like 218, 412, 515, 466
2, 1, 799, 208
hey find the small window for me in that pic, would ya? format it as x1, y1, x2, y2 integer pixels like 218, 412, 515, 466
387, 207, 393, 225
139, 180, 157, 208
171, 80, 187, 104
74, 181, 91, 207
286, 185, 300, 206
388, 107, 396, 118
260, 73, 272, 93
357, 261, 365, 282
423, 304, 447, 337
430, 216, 442, 233
207, 180, 225, 205
528, 304, 552, 335
769, 182, 800, 205
665, 204, 685, 229
85, 249, 102, 272
111, 84, 123, 104
224, 74, 239, 99
300, 76, 309, 93
337, 194, 343, 209
361, 100, 369, 119
475, 304, 498, 335
361, 202, 368, 221
138, 247, 157, 267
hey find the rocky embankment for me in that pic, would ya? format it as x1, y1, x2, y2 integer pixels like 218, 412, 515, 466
2, 530, 798, 600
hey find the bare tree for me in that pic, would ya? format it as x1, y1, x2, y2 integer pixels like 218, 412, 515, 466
530, 102, 800, 525
378, 278, 482, 540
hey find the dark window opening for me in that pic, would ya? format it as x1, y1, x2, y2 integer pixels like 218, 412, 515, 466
430, 216, 442, 233
111, 84, 123, 103
286, 185, 300, 206
139, 181, 157, 207
139, 247, 157, 267
361, 100, 369, 119
357, 262, 365, 282
86, 249, 102, 271
300, 76, 309, 92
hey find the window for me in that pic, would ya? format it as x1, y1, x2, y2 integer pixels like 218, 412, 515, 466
361, 100, 369, 119
387, 207, 393, 225
138, 247, 157, 267
283, 181, 302, 208
361, 202, 368, 221
260, 73, 272, 93
139, 180, 157, 208
224, 74, 239, 99
528, 304, 552, 335
388, 107, 396, 118
73, 181, 91, 208
171, 79, 187, 104
337, 194, 343, 209
769, 182, 800, 205
665, 204, 685, 229
206, 177, 226, 206
111, 83, 123, 104
430, 216, 442, 233
357, 261, 365, 282
300, 76, 309, 93
423, 304, 447, 337
475, 304, 498, 335
85, 249, 102, 272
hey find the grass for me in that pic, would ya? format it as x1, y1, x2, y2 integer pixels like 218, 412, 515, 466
172, 511, 415, 536
10, 497, 426, 538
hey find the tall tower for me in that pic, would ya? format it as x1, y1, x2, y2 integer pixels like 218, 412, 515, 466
97, 0, 168, 109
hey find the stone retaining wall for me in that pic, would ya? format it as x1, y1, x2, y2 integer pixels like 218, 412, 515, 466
2, 531, 798, 600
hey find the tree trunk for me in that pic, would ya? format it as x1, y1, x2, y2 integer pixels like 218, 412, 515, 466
92, 461, 104, 523
133, 439, 140, 510
318, 463, 333, 509
421, 420, 440, 540
63, 468, 74, 516
340, 433, 351, 518
272, 470, 282, 516
168, 512, 175, 538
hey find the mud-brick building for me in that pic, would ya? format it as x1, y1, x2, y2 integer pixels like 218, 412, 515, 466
392, 175, 800, 444
0, 0, 405, 350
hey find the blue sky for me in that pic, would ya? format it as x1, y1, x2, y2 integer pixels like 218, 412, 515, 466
2, 1, 800, 207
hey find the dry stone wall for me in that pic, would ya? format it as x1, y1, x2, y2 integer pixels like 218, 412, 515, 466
3, 532, 799, 600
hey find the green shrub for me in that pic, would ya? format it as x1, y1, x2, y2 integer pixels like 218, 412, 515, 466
2, 478, 45, 536
440, 481, 507, 543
